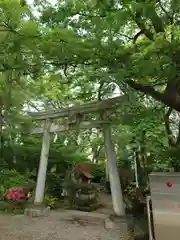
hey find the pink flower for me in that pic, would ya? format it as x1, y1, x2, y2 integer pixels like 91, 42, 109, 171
7, 193, 13, 199
7, 186, 27, 200
17, 193, 25, 199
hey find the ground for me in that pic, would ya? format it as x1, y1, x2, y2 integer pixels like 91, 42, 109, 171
96, 192, 114, 215
0, 191, 147, 240
97, 192, 148, 237
0, 211, 120, 240
0, 209, 147, 240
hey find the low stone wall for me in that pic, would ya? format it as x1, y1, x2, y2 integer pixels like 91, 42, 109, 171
24, 205, 50, 217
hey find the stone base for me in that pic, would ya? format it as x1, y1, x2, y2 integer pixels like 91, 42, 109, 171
104, 215, 134, 240
24, 204, 50, 218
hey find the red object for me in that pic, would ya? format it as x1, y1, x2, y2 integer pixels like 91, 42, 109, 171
76, 163, 93, 179
7, 186, 27, 200
18, 193, 25, 199
7, 194, 13, 199
167, 181, 173, 187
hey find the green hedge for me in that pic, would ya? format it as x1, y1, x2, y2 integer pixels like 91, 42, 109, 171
0, 169, 35, 201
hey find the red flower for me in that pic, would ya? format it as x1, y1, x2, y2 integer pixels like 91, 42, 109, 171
7, 187, 27, 200
7, 193, 13, 199
17, 193, 25, 199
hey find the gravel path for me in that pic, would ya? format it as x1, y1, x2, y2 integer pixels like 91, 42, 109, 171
0, 212, 118, 240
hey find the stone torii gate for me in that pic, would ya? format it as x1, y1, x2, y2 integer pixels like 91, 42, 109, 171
28, 96, 126, 217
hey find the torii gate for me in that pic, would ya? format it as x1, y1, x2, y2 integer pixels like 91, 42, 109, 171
28, 96, 126, 216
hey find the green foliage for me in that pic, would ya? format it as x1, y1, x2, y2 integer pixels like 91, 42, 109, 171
124, 183, 147, 215
0, 170, 34, 213
1, 0, 180, 213
90, 163, 105, 183
0, 186, 7, 201
43, 195, 58, 209
45, 173, 63, 198
0, 169, 34, 190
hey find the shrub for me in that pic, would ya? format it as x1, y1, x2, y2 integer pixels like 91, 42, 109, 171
0, 169, 34, 190
124, 182, 147, 215
46, 173, 64, 198
0, 169, 34, 212
43, 195, 58, 209
0, 186, 7, 201
90, 164, 105, 183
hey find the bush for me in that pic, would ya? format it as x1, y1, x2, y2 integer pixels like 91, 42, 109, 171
0, 169, 35, 210
124, 182, 147, 215
0, 186, 7, 201
46, 173, 64, 198
0, 169, 34, 190
90, 164, 105, 183
43, 195, 58, 209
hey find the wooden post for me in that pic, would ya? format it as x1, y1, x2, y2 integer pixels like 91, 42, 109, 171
34, 119, 51, 204
103, 124, 125, 216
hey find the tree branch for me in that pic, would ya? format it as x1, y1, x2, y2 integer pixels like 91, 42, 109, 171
133, 30, 144, 43
134, 11, 154, 41
126, 79, 180, 112
164, 107, 175, 146
176, 113, 180, 145
92, 145, 102, 163
98, 82, 104, 101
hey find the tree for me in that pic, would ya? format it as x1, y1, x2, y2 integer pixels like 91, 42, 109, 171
1, 0, 180, 178
36, 0, 180, 111
0, 0, 43, 157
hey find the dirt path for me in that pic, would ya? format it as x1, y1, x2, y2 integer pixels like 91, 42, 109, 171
0, 212, 118, 240
95, 192, 114, 215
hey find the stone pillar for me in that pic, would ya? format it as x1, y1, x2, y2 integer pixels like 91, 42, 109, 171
105, 159, 109, 181
103, 124, 125, 216
34, 119, 51, 204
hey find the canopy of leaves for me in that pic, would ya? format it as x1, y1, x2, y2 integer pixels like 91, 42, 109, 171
1, 0, 180, 191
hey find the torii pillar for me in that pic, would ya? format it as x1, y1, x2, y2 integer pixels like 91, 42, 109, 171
103, 124, 125, 216
34, 119, 51, 204
102, 125, 131, 240
24, 119, 51, 217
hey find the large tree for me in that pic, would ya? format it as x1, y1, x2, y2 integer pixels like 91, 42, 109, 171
1, 0, 180, 181
34, 0, 180, 111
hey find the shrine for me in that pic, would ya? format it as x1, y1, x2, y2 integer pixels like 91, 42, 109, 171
25, 95, 133, 239
28, 95, 126, 217
75, 163, 93, 183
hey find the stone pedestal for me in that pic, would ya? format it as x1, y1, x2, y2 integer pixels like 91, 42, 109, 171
24, 204, 50, 218
104, 215, 134, 240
